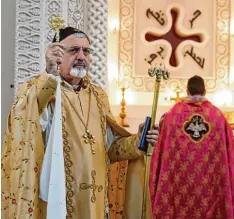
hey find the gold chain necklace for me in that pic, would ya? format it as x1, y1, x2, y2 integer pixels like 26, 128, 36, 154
62, 87, 96, 154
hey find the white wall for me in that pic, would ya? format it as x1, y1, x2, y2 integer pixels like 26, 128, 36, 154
1, 0, 16, 141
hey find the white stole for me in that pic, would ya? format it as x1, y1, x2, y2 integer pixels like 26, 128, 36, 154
40, 76, 66, 219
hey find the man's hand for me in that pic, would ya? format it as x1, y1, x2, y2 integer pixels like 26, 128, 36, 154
138, 123, 159, 146
45, 43, 65, 75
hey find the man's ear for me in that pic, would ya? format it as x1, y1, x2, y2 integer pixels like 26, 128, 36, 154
186, 88, 190, 96
203, 89, 206, 96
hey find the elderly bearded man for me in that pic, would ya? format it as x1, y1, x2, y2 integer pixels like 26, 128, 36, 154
1, 27, 159, 219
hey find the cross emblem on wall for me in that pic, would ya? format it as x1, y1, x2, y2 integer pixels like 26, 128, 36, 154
144, 9, 204, 69
118, 0, 226, 93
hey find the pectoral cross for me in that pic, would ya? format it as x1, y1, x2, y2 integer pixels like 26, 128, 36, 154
83, 130, 96, 154
169, 85, 183, 103
50, 15, 65, 42
80, 170, 103, 203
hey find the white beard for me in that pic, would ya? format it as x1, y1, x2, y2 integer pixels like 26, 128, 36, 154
70, 67, 87, 78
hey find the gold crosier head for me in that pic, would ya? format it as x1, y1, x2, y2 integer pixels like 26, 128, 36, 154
148, 64, 170, 83
50, 15, 65, 42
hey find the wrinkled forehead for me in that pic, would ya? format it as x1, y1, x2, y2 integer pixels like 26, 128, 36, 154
61, 34, 90, 47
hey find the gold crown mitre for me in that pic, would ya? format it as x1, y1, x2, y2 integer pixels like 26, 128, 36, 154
50, 15, 65, 42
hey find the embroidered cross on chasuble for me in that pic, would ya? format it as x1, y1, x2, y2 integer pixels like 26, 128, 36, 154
80, 170, 104, 203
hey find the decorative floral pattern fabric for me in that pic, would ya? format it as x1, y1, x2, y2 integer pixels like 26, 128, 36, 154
1, 74, 56, 219
149, 98, 234, 219
1, 73, 143, 219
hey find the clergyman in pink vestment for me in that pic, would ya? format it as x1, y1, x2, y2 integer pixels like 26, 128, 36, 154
149, 76, 234, 219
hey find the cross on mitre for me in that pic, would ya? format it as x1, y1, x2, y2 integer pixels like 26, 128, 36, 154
50, 15, 65, 42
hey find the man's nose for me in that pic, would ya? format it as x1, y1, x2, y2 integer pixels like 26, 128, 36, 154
76, 49, 85, 60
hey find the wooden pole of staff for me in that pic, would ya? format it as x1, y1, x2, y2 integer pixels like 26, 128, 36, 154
141, 66, 170, 219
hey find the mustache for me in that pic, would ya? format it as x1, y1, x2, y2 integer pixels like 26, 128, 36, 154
72, 59, 86, 68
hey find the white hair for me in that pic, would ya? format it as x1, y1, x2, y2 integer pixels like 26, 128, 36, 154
73, 32, 87, 39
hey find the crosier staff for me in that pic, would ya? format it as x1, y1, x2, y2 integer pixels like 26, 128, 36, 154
141, 66, 170, 219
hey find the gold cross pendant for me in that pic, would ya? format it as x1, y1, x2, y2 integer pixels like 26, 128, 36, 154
83, 130, 96, 154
